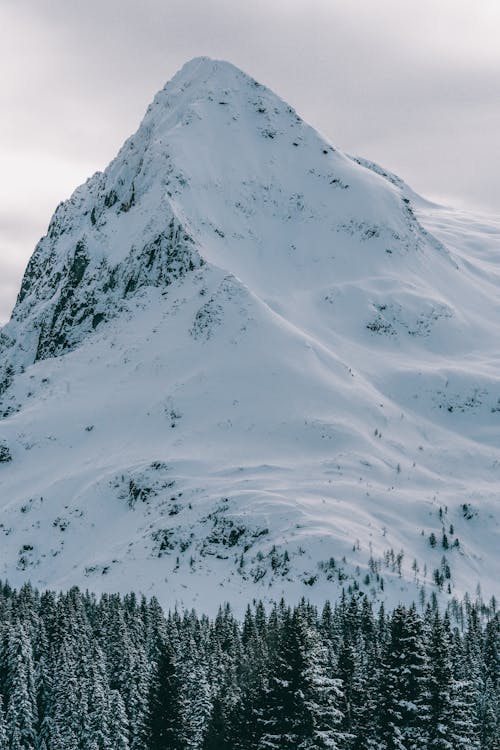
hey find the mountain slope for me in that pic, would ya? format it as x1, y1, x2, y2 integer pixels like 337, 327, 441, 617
0, 57, 498, 612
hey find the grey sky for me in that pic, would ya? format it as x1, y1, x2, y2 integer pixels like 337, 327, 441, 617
1, 0, 499, 323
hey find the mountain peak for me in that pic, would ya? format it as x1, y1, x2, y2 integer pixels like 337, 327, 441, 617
141, 55, 284, 136
147, 56, 259, 113
0, 57, 442, 368
1, 59, 498, 610
169, 55, 245, 83
166, 56, 260, 93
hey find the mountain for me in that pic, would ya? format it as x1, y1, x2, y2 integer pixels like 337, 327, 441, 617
0, 57, 498, 612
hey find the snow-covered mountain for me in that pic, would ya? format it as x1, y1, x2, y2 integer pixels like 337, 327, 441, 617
0, 57, 499, 613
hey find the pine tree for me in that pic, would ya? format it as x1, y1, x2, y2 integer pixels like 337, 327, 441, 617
83, 643, 111, 750
34, 624, 52, 740
203, 696, 229, 750
427, 612, 454, 750
49, 640, 82, 750
342, 633, 380, 749
258, 606, 346, 750
479, 677, 499, 750
179, 637, 212, 749
229, 605, 268, 750
380, 605, 430, 750
5, 622, 38, 750
107, 690, 130, 750
480, 614, 499, 749
0, 695, 7, 750
148, 639, 184, 750
299, 616, 346, 749
104, 599, 149, 750
257, 607, 306, 749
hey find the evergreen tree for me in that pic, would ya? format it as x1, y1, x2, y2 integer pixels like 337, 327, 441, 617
107, 691, 130, 750
480, 614, 500, 749
380, 605, 430, 750
343, 636, 380, 749
427, 612, 454, 749
448, 629, 480, 750
203, 696, 230, 750
83, 643, 110, 750
48, 641, 82, 750
0, 695, 7, 750
148, 639, 184, 750
179, 637, 211, 749
258, 607, 345, 750
229, 605, 268, 750
5, 623, 38, 750
299, 616, 346, 749
479, 677, 499, 750
257, 607, 307, 749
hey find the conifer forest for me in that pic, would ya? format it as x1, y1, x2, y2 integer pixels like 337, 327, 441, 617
0, 583, 497, 749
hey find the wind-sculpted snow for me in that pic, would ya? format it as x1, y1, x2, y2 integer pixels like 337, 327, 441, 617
0, 57, 498, 613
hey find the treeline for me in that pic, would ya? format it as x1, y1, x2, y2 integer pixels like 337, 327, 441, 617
0, 582, 497, 749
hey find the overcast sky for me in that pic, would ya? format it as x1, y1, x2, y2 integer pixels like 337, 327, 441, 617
1, 0, 499, 323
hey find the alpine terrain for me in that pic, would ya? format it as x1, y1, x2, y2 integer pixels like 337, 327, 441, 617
0, 57, 499, 613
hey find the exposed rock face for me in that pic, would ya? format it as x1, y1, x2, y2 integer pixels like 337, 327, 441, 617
6, 174, 202, 370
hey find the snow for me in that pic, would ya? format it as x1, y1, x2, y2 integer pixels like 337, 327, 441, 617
0, 58, 498, 614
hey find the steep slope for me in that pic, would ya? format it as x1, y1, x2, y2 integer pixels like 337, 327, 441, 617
0, 58, 498, 612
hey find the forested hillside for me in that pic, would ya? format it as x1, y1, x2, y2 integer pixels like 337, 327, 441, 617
0, 583, 497, 749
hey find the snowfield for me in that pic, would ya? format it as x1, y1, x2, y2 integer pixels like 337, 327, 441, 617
0, 57, 498, 613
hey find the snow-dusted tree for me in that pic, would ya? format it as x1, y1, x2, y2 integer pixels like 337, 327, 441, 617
34, 623, 52, 738
425, 613, 451, 749
257, 606, 305, 749
203, 696, 230, 750
179, 636, 212, 749
107, 690, 130, 750
148, 638, 184, 750
0, 695, 7, 749
83, 643, 111, 750
380, 605, 430, 750
445, 630, 480, 750
299, 616, 347, 749
343, 637, 380, 750
5, 623, 38, 750
104, 600, 149, 750
48, 641, 82, 750
228, 605, 269, 750
480, 614, 499, 749
258, 606, 346, 750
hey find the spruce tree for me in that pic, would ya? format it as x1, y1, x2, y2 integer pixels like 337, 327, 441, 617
179, 637, 212, 749
427, 612, 454, 750
49, 641, 82, 750
299, 616, 346, 749
108, 690, 130, 750
257, 607, 306, 749
380, 605, 430, 750
203, 696, 230, 750
84, 643, 111, 750
5, 622, 38, 750
148, 639, 184, 750
447, 628, 480, 750
258, 606, 346, 750
0, 695, 7, 750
